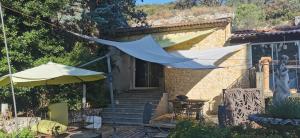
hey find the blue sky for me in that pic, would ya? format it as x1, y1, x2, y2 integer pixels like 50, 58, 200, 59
137, 0, 175, 5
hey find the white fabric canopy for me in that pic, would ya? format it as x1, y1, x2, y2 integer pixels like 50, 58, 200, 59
167, 44, 245, 69
71, 32, 190, 64
70, 32, 246, 69
0, 62, 105, 87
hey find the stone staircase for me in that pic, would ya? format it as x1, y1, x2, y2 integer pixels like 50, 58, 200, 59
101, 89, 163, 125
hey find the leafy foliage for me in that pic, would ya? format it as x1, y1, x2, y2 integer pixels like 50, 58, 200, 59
266, 97, 300, 119
168, 120, 299, 138
230, 0, 300, 29
175, 0, 200, 9
137, 4, 175, 16
169, 120, 230, 138
234, 4, 265, 30
0, 0, 146, 112
175, 0, 225, 9
264, 0, 300, 25
226, 0, 266, 6
141, 0, 300, 30
87, 0, 147, 35
0, 0, 94, 111
0, 128, 35, 138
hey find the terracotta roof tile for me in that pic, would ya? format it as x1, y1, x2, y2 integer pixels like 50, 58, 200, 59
232, 26, 300, 38
230, 25, 300, 43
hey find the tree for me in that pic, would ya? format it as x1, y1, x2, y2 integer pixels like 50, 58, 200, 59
226, 0, 267, 6
175, 0, 224, 9
264, 0, 300, 23
175, 0, 199, 9
228, 0, 300, 27
0, 0, 105, 110
0, 0, 147, 111
200, 0, 225, 6
86, 0, 147, 36
233, 4, 265, 30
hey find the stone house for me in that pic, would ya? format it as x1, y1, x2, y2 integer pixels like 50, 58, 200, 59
100, 18, 300, 125
108, 17, 252, 116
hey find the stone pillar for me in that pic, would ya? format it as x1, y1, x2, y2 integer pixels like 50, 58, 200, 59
259, 57, 272, 97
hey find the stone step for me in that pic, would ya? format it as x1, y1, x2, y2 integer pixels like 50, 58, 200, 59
102, 90, 163, 125
108, 104, 158, 108
102, 120, 143, 125
118, 91, 163, 94
102, 111, 154, 116
102, 108, 145, 113
119, 91, 163, 93
115, 96, 162, 100
125, 89, 162, 92
116, 98, 161, 102
116, 94, 162, 98
102, 112, 143, 118
115, 99, 159, 105
118, 97, 161, 99
102, 116, 143, 124
115, 100, 159, 104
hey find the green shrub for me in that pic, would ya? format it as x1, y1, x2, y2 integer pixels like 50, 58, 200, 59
168, 120, 299, 138
233, 4, 265, 30
230, 126, 282, 138
0, 128, 35, 138
169, 120, 230, 138
266, 98, 300, 119
16, 129, 35, 138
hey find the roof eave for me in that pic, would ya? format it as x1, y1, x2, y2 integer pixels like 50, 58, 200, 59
109, 18, 231, 37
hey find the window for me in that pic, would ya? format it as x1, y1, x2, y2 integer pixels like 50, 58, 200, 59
251, 41, 300, 91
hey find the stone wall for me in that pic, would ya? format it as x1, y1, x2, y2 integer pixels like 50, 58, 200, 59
189, 24, 230, 51
165, 46, 251, 115
111, 49, 133, 92
164, 24, 252, 115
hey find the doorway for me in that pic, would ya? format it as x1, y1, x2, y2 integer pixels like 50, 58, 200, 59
134, 58, 163, 88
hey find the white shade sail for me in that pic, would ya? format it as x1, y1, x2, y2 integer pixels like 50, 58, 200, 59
71, 32, 191, 64
167, 44, 246, 69
70, 32, 246, 69
0, 62, 105, 87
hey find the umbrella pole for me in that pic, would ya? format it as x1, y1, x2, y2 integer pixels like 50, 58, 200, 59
107, 56, 117, 137
0, 2, 18, 130
82, 84, 87, 108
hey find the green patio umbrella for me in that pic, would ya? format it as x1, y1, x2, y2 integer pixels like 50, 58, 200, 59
0, 62, 105, 87
0, 62, 106, 126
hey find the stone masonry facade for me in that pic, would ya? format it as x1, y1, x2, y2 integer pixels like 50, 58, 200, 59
164, 24, 252, 115
114, 20, 251, 115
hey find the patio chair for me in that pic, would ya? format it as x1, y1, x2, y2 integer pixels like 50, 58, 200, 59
172, 100, 188, 117
188, 101, 205, 121
171, 95, 189, 118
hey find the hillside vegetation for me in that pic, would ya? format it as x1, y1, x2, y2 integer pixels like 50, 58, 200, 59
137, 4, 232, 26
138, 0, 300, 30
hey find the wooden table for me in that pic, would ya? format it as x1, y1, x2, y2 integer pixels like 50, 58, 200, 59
169, 99, 208, 120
